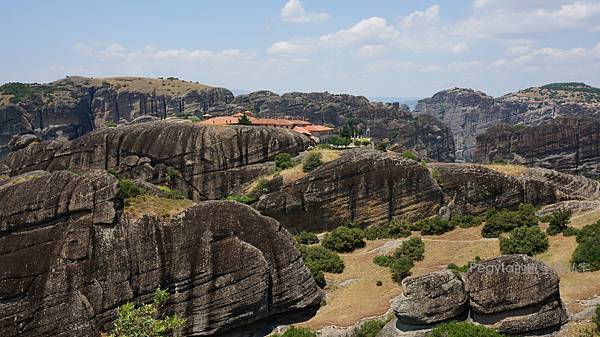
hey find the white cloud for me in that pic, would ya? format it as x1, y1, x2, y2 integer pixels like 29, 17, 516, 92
281, 0, 330, 23
267, 41, 312, 54
319, 17, 397, 46
402, 5, 440, 28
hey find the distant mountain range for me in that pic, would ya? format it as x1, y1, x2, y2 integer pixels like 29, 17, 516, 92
369, 96, 422, 109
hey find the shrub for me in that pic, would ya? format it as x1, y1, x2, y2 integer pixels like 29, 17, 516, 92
563, 227, 580, 237
301, 246, 344, 272
416, 217, 456, 235
321, 226, 366, 253
394, 237, 425, 262
571, 222, 600, 272
482, 204, 538, 238
427, 322, 506, 337
302, 152, 323, 172
375, 143, 387, 152
237, 113, 252, 125
272, 326, 317, 337
374, 237, 425, 283
275, 153, 295, 170
158, 185, 184, 200
106, 121, 117, 128
448, 256, 481, 273
327, 135, 352, 147
226, 194, 257, 205
499, 226, 549, 256
108, 288, 186, 337
295, 231, 319, 245
391, 256, 415, 282
401, 150, 418, 161
355, 319, 387, 337
364, 218, 411, 240
449, 214, 483, 228
118, 179, 144, 200
547, 209, 572, 235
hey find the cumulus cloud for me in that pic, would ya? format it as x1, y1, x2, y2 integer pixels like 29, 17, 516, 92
267, 41, 312, 54
320, 17, 397, 46
281, 0, 330, 23
401, 5, 440, 28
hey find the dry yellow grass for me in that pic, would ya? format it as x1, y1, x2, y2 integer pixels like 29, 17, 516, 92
0, 172, 47, 190
485, 163, 528, 176
299, 240, 402, 329
300, 226, 500, 329
57, 76, 211, 96
124, 195, 195, 220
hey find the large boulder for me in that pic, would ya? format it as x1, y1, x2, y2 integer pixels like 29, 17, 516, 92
0, 121, 312, 200
465, 255, 560, 314
393, 270, 468, 325
0, 170, 322, 337
256, 149, 443, 232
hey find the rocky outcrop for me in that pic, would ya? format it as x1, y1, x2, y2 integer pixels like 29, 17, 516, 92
474, 116, 600, 178
0, 121, 312, 200
415, 84, 600, 166
256, 149, 444, 232
0, 77, 234, 159
429, 163, 559, 214
0, 170, 322, 337
379, 255, 568, 336
230, 91, 455, 162
393, 270, 468, 325
414, 88, 525, 162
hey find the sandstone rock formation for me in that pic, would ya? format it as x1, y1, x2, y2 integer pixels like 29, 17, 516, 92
475, 116, 600, 178
379, 255, 568, 336
256, 149, 444, 232
0, 121, 312, 200
0, 170, 322, 337
393, 270, 468, 325
414, 83, 600, 170
230, 91, 456, 162
0, 77, 234, 159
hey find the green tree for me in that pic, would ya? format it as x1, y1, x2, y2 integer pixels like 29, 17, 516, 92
482, 204, 538, 238
109, 288, 186, 337
321, 226, 366, 253
118, 179, 145, 200
594, 304, 600, 332
547, 209, 572, 235
275, 153, 295, 170
238, 113, 252, 125
302, 152, 324, 172
272, 326, 317, 337
401, 150, 418, 161
298, 244, 344, 288
355, 319, 387, 337
499, 226, 549, 256
571, 221, 600, 272
294, 231, 319, 245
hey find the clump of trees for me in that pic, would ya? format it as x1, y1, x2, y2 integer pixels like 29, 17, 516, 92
428, 322, 506, 337
546, 209, 573, 235
294, 231, 319, 245
373, 237, 425, 283
109, 288, 186, 337
449, 214, 483, 228
302, 152, 323, 172
571, 221, 600, 272
274, 153, 296, 170
415, 217, 456, 235
481, 204, 538, 238
321, 226, 366, 253
499, 226, 549, 256
298, 244, 344, 288
364, 218, 411, 240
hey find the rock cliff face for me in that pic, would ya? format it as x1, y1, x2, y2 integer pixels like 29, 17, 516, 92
0, 170, 322, 337
380, 255, 568, 336
0, 121, 312, 200
230, 91, 455, 162
257, 151, 600, 232
255, 149, 444, 233
0, 77, 234, 159
414, 84, 600, 168
474, 116, 600, 178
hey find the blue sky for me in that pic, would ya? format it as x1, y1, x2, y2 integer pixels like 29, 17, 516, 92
2, 0, 600, 97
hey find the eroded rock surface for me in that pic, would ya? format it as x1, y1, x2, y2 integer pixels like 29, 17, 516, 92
0, 170, 322, 337
256, 149, 444, 232
1, 121, 312, 200
393, 270, 468, 325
